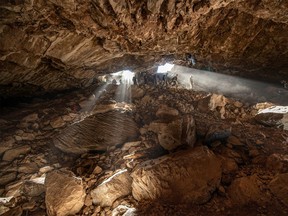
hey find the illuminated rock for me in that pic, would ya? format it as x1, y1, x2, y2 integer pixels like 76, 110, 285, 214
45, 170, 85, 216
131, 146, 221, 204
90, 169, 132, 207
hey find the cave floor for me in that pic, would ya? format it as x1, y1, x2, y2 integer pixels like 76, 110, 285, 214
0, 83, 287, 216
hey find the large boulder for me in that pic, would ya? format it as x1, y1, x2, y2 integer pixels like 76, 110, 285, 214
146, 114, 196, 150
228, 175, 265, 205
269, 173, 288, 206
90, 169, 132, 207
53, 111, 139, 154
131, 146, 222, 204
45, 170, 85, 216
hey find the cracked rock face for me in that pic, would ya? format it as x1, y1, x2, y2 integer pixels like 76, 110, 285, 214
131, 146, 222, 204
1, 0, 288, 97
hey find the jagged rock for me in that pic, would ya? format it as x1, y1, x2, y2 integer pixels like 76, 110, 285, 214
18, 163, 38, 174
0, 137, 15, 154
269, 173, 288, 206
21, 133, 35, 141
204, 124, 232, 146
50, 117, 66, 129
2, 145, 31, 161
45, 170, 85, 216
22, 113, 38, 122
233, 101, 243, 108
131, 146, 222, 204
155, 105, 179, 119
1, 0, 287, 98
131, 86, 145, 99
112, 205, 136, 216
255, 113, 286, 128
53, 111, 139, 154
221, 157, 238, 174
146, 114, 196, 150
22, 180, 45, 197
39, 166, 54, 174
91, 169, 132, 207
266, 154, 288, 173
1, 206, 22, 216
0, 172, 17, 186
228, 175, 265, 204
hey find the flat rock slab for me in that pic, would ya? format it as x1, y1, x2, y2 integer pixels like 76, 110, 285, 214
45, 170, 85, 216
131, 146, 222, 204
53, 111, 139, 154
2, 145, 31, 161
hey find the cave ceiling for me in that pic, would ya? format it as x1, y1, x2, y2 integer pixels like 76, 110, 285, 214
0, 0, 288, 98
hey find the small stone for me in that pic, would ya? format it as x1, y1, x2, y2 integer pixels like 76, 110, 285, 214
18, 163, 38, 174
0, 137, 15, 154
62, 115, 74, 122
2, 145, 31, 161
1, 206, 22, 216
84, 194, 93, 207
227, 136, 244, 146
218, 185, 226, 196
266, 154, 286, 173
21, 133, 35, 141
50, 117, 66, 128
221, 157, 238, 174
22, 180, 45, 197
0, 206, 10, 215
14, 136, 22, 141
0, 172, 17, 186
94, 206, 101, 213
22, 113, 38, 122
22, 201, 36, 210
234, 101, 243, 108
249, 149, 260, 158
5, 181, 23, 197
93, 166, 103, 175
39, 166, 54, 174
121, 141, 141, 151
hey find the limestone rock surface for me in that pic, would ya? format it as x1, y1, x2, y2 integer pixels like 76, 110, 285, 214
45, 170, 85, 216
146, 114, 196, 150
131, 146, 222, 204
91, 169, 132, 207
53, 111, 139, 154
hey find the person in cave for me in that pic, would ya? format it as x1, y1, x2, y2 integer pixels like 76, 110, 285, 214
132, 76, 138, 85
190, 75, 194, 90
170, 74, 178, 86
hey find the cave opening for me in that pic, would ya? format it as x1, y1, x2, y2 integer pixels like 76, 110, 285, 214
1, 0, 288, 216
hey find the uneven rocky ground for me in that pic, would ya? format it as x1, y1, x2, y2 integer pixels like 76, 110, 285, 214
0, 83, 288, 216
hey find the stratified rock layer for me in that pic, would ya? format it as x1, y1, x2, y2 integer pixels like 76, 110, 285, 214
131, 146, 222, 204
53, 111, 139, 154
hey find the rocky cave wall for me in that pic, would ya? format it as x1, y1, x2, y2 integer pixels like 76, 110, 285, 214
1, 0, 288, 98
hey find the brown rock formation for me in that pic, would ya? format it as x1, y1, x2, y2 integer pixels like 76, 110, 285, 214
131, 146, 222, 204
1, 0, 287, 97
